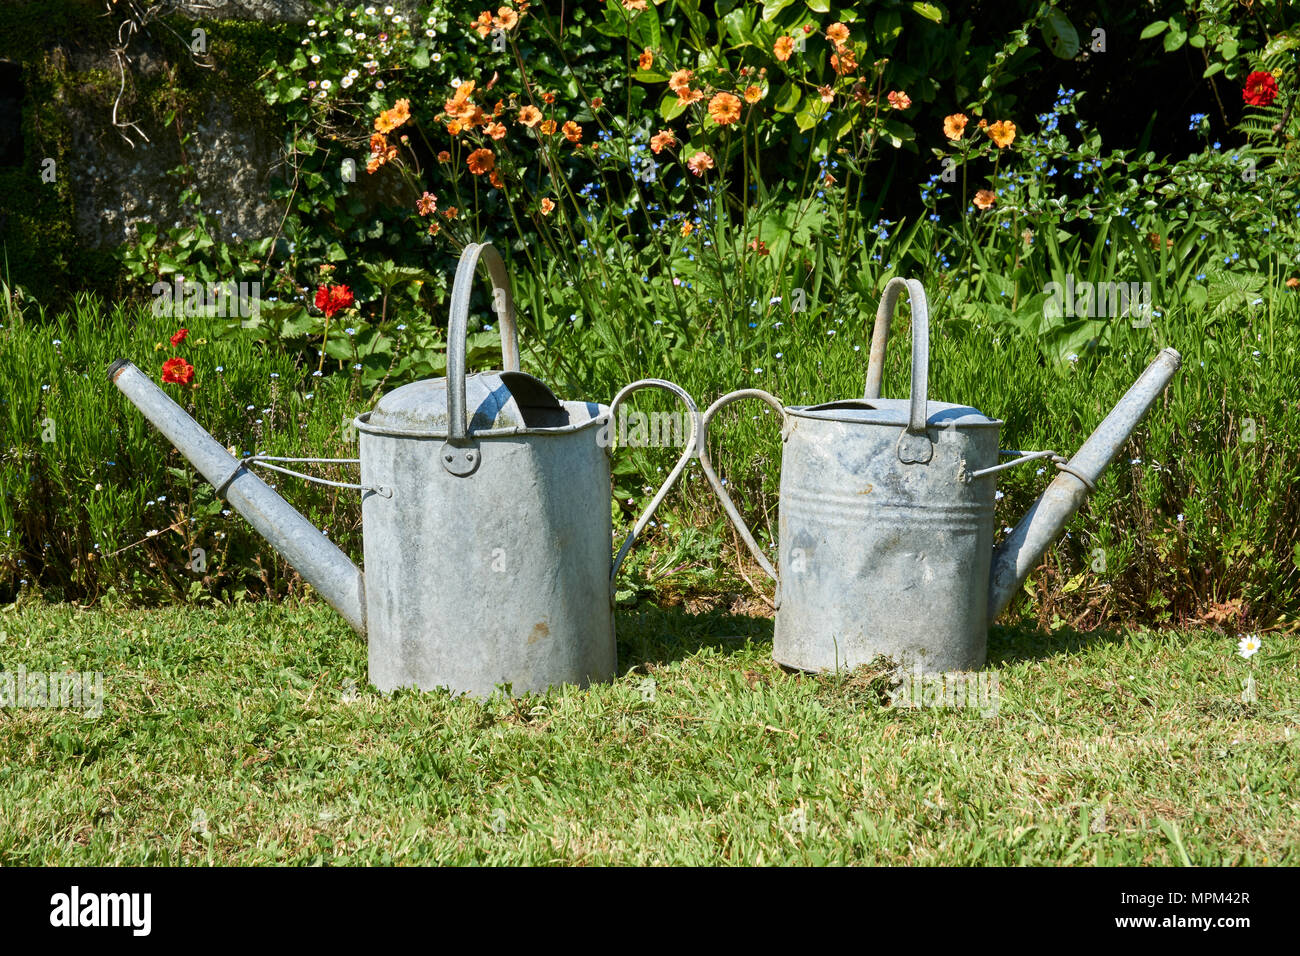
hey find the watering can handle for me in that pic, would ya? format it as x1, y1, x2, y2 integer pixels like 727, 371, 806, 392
608, 379, 701, 598
697, 389, 785, 594
864, 277, 933, 464
446, 242, 521, 447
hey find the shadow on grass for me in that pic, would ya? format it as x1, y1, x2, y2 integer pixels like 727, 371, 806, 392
616, 609, 1139, 674
987, 619, 1132, 667
615, 603, 774, 670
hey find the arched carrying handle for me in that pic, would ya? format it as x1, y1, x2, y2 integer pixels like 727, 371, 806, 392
864, 277, 933, 465
697, 389, 785, 595
608, 379, 700, 599
443, 242, 521, 474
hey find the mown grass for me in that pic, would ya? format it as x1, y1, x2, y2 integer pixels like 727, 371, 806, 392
0, 600, 1294, 865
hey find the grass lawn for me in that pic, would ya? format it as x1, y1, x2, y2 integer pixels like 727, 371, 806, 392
0, 599, 1295, 865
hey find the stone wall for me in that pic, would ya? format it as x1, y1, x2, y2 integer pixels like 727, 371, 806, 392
0, 0, 320, 302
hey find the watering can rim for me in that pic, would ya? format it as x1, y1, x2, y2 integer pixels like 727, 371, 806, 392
359, 366, 610, 439
786, 397, 1002, 428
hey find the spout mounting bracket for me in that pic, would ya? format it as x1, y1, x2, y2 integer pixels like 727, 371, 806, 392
440, 441, 481, 477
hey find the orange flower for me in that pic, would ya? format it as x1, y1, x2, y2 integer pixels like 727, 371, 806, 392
542, 91, 555, 104
708, 91, 742, 125
472, 11, 494, 38
467, 148, 495, 175
518, 105, 542, 127
973, 189, 995, 210
540, 119, 557, 135
416, 191, 438, 216
390, 99, 410, 125
444, 81, 476, 118
446, 119, 463, 135
367, 132, 397, 172
886, 90, 911, 110
677, 87, 704, 106
442, 206, 459, 220
437, 150, 451, 162
818, 85, 834, 104
977, 118, 988, 129
485, 121, 507, 140
539, 197, 555, 215
774, 36, 794, 61
562, 120, 582, 143
826, 22, 850, 46
489, 169, 504, 189
638, 47, 654, 70
668, 69, 694, 94
496, 6, 519, 30
831, 48, 858, 75
986, 120, 1016, 148
680, 221, 693, 237
943, 113, 968, 140
748, 237, 769, 256
650, 129, 676, 153
622, 0, 648, 10
493, 99, 506, 117
1286, 276, 1299, 289
591, 95, 603, 109
427, 221, 441, 236
743, 85, 763, 104
686, 151, 713, 176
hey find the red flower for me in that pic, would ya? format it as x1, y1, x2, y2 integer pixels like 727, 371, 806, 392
1243, 71, 1279, 107
161, 357, 195, 385
170, 328, 188, 346
315, 283, 355, 319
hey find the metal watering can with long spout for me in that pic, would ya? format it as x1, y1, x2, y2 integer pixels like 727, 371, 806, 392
109, 242, 698, 697
700, 277, 1182, 674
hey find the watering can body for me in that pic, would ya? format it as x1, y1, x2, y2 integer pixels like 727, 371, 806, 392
109, 242, 697, 698
702, 278, 1181, 674
355, 384, 617, 694
774, 398, 1001, 672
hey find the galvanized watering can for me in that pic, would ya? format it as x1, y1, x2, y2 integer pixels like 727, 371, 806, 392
700, 277, 1182, 674
109, 242, 698, 697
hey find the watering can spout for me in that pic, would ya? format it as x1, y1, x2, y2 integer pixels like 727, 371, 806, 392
108, 359, 367, 635
986, 347, 1182, 625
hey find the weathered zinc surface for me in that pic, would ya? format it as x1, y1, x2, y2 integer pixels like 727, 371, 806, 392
701, 277, 1181, 675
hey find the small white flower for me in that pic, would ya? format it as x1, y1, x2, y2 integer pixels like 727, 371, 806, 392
307, 18, 316, 26
432, 52, 442, 62
451, 77, 461, 88
321, 79, 332, 90
94, 483, 102, 491
366, 6, 375, 14
310, 54, 321, 64
345, 28, 353, 36
426, 28, 435, 37
1237, 634, 1262, 659
384, 5, 394, 14
146, 529, 160, 537
376, 80, 385, 88
995, 490, 1004, 500
341, 76, 353, 88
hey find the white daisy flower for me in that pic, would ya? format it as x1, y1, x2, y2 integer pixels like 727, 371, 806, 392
1237, 634, 1262, 659
321, 79, 332, 90
310, 54, 321, 64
